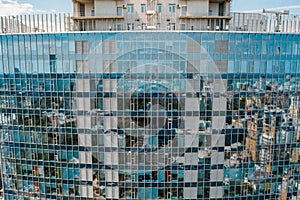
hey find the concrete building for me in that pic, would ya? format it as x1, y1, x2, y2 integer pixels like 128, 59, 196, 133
72, 0, 232, 31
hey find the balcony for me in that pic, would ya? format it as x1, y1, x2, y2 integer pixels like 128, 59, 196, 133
73, 10, 124, 20
1, 12, 300, 33
209, 0, 230, 2
179, 15, 231, 20
73, 0, 94, 3
72, 16, 124, 20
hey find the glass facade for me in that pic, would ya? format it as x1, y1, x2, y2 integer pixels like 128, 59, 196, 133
0, 32, 300, 199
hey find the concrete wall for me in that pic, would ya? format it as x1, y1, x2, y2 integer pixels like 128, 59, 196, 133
85, 3, 95, 16
187, 0, 208, 16
95, 0, 117, 16
209, 3, 219, 16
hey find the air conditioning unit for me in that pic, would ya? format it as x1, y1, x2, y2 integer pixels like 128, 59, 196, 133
146, 10, 156, 15
146, 25, 156, 30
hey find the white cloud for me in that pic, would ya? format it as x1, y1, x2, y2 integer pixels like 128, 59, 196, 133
0, 0, 45, 16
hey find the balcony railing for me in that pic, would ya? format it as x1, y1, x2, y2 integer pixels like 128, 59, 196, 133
1, 12, 300, 34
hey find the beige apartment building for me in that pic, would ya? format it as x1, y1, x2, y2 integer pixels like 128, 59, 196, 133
72, 0, 231, 31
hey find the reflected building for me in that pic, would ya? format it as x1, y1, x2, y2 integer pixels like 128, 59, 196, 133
1, 31, 300, 200
0, 3, 300, 200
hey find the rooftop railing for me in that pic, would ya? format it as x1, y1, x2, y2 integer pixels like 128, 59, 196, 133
230, 12, 300, 33
0, 13, 73, 34
1, 12, 300, 34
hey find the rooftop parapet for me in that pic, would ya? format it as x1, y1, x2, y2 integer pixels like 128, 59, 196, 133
0, 12, 300, 34
0, 13, 73, 34
230, 12, 300, 33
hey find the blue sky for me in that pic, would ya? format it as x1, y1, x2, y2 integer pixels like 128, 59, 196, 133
17, 0, 72, 13
232, 0, 300, 14
0, 0, 300, 16
0, 0, 72, 16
